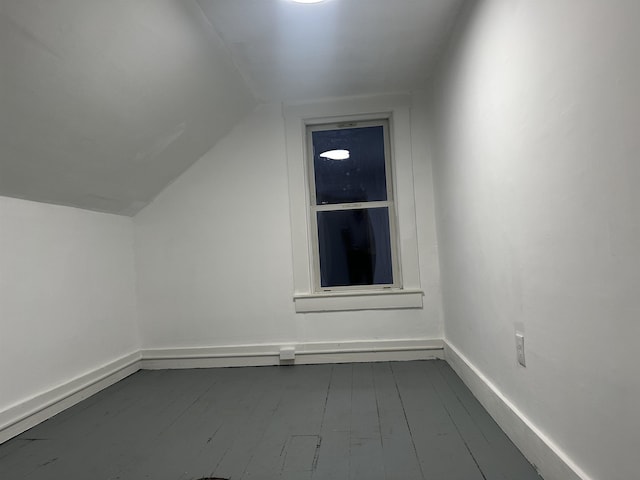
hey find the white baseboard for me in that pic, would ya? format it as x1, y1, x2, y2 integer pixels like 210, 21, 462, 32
140, 338, 444, 369
0, 341, 442, 445
0, 352, 141, 445
444, 342, 592, 480
0, 338, 595, 480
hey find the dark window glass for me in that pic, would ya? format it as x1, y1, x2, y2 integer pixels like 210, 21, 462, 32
312, 126, 387, 205
317, 207, 393, 287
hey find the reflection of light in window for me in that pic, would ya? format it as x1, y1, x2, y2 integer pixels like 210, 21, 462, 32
320, 149, 350, 160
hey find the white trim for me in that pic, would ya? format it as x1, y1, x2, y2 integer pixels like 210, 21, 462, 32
314, 201, 390, 211
294, 289, 423, 312
284, 94, 423, 311
444, 341, 592, 480
0, 352, 141, 444
0, 342, 442, 445
140, 339, 444, 369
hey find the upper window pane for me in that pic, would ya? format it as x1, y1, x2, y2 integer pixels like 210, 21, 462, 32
312, 125, 387, 205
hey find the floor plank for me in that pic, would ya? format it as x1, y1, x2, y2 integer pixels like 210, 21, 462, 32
0, 361, 542, 480
240, 365, 331, 480
371, 362, 423, 479
390, 361, 486, 480
199, 366, 286, 480
349, 363, 385, 480
312, 363, 352, 480
179, 365, 284, 480
433, 361, 542, 479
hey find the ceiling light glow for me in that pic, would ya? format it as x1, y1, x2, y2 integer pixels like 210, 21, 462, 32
291, 0, 325, 3
320, 149, 350, 160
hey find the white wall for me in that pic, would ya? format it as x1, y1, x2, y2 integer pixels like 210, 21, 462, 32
134, 99, 443, 349
430, 1, 640, 480
0, 197, 140, 415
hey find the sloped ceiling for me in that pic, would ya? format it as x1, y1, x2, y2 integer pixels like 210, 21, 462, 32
0, 0, 256, 215
0, 0, 465, 216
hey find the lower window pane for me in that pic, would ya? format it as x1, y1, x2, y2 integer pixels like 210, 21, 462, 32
317, 207, 393, 288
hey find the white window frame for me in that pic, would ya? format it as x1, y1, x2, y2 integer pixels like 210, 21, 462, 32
307, 119, 401, 292
284, 94, 423, 313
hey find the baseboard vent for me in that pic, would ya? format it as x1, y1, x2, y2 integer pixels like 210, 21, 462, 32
279, 346, 296, 361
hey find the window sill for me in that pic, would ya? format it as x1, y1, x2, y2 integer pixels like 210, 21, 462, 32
293, 289, 423, 313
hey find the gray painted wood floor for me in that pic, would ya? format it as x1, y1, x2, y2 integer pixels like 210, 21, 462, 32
0, 360, 542, 480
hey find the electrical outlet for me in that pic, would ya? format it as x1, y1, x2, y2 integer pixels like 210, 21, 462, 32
516, 333, 526, 367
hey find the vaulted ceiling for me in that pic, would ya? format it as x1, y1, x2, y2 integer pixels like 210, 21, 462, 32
0, 0, 465, 215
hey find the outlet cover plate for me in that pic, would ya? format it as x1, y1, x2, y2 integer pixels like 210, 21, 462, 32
516, 333, 526, 367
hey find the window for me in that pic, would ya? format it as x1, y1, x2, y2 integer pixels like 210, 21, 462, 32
307, 120, 400, 291
284, 94, 423, 312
